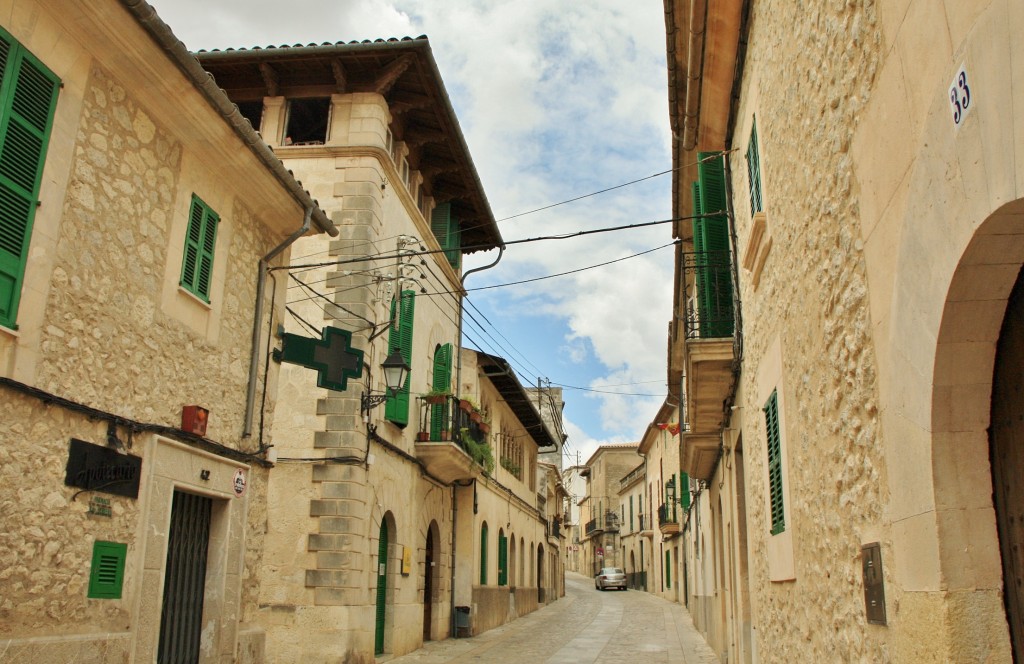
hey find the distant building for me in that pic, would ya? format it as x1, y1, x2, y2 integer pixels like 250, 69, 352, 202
578, 444, 640, 575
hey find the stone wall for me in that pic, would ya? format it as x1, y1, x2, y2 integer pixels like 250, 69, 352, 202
729, 0, 889, 661
0, 57, 279, 660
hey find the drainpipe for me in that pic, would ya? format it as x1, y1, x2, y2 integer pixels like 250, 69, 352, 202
449, 247, 503, 638
244, 206, 314, 438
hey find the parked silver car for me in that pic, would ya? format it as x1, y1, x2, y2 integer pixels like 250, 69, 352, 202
595, 567, 627, 591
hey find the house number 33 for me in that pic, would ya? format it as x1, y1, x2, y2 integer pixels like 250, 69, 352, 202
948, 65, 972, 128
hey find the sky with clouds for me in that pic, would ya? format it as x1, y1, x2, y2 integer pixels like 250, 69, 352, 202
149, 0, 674, 466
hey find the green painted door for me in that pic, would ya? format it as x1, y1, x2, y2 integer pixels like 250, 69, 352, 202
374, 521, 389, 655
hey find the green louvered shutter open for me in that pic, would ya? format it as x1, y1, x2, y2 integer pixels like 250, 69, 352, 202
180, 195, 219, 302
498, 533, 507, 586
0, 29, 59, 329
680, 472, 691, 509
384, 290, 415, 425
692, 153, 733, 338
764, 389, 785, 535
429, 343, 452, 439
431, 202, 461, 270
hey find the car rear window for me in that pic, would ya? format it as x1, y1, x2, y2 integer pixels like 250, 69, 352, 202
602, 568, 624, 575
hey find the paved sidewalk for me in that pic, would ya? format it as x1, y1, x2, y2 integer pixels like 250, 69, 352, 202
386, 572, 720, 664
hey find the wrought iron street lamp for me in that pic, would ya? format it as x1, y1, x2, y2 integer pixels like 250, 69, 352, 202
361, 350, 410, 413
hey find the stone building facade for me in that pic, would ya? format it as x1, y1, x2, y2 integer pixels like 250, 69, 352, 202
578, 444, 639, 576
195, 43, 564, 661
665, 0, 1024, 662
0, 1, 335, 661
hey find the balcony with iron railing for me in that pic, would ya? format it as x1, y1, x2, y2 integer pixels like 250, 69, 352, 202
413, 395, 492, 483
638, 513, 654, 538
584, 517, 602, 538
678, 249, 737, 481
658, 502, 680, 537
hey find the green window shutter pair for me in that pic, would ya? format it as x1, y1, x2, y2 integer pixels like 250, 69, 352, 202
430, 202, 461, 270
429, 343, 452, 439
746, 119, 763, 215
88, 540, 127, 599
384, 290, 416, 425
0, 27, 60, 329
480, 523, 488, 585
690, 153, 734, 338
179, 194, 220, 302
680, 472, 691, 509
764, 389, 785, 535
497, 533, 508, 586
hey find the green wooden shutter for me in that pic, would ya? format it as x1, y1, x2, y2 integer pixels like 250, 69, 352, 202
665, 550, 672, 588
746, 118, 763, 215
764, 389, 785, 535
680, 472, 691, 509
430, 202, 461, 270
429, 343, 452, 439
180, 195, 219, 302
629, 495, 634, 532
480, 523, 488, 585
384, 290, 415, 425
692, 153, 734, 338
87, 540, 127, 599
498, 532, 507, 586
374, 521, 388, 654
0, 30, 59, 329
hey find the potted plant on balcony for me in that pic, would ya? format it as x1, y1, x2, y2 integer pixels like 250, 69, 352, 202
417, 431, 430, 442
458, 396, 479, 414
462, 429, 495, 474
422, 387, 451, 405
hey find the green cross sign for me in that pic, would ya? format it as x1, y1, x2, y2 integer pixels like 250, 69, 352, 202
274, 327, 364, 392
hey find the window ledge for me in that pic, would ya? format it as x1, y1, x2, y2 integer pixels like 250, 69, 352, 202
742, 211, 772, 289
177, 286, 212, 310
0, 322, 19, 338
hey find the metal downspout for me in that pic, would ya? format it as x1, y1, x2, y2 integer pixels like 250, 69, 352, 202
449, 246, 503, 637
244, 206, 314, 438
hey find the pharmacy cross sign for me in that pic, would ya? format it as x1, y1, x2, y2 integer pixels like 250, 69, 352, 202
274, 327, 364, 392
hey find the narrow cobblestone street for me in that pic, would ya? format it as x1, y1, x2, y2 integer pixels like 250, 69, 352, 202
386, 572, 719, 664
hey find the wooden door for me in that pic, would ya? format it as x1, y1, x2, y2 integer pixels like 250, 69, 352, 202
992, 266, 1024, 661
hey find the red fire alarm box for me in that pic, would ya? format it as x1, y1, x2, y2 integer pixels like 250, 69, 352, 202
181, 405, 209, 436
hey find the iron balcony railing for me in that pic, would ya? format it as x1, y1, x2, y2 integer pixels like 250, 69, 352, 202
416, 395, 491, 468
658, 502, 678, 526
585, 518, 598, 536
682, 249, 735, 339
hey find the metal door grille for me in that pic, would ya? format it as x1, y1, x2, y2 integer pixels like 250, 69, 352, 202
158, 490, 212, 664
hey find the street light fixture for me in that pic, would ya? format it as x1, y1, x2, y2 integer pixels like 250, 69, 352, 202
361, 349, 410, 413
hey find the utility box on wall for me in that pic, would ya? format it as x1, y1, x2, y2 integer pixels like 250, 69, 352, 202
862, 542, 886, 625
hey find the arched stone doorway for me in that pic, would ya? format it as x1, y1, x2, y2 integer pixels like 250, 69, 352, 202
423, 521, 440, 642
375, 512, 396, 656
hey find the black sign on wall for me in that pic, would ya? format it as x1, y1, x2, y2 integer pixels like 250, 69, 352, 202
65, 438, 142, 499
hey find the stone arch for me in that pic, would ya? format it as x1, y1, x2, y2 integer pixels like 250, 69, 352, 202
422, 519, 441, 642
